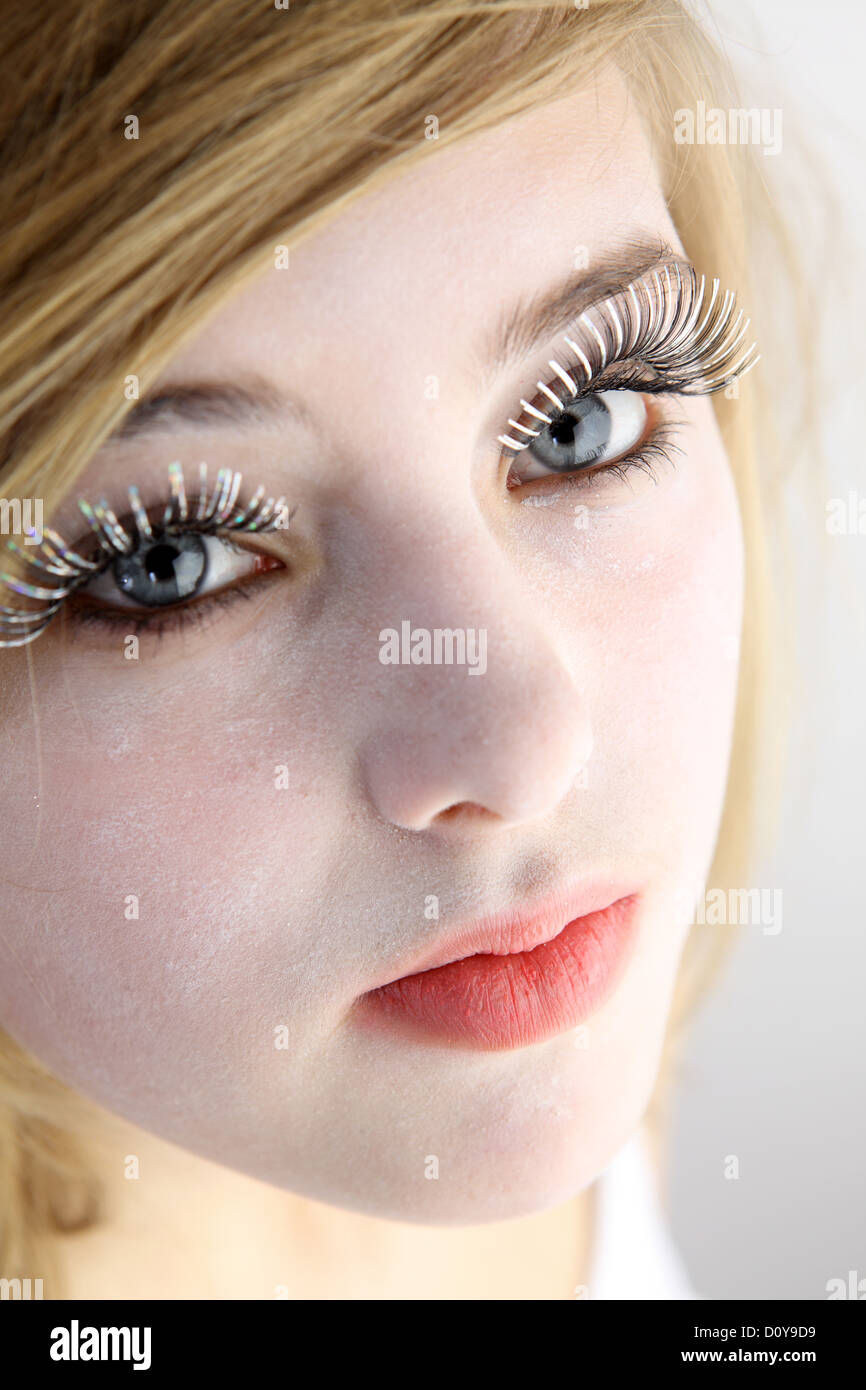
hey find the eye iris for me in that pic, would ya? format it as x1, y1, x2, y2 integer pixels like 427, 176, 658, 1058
113, 531, 208, 607
529, 394, 612, 470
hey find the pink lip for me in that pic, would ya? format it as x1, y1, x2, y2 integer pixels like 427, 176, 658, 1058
356, 882, 642, 1052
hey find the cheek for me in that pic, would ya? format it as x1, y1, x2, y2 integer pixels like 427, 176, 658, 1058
603, 473, 743, 758
526, 418, 744, 869
0, 644, 357, 1095
607, 493, 743, 889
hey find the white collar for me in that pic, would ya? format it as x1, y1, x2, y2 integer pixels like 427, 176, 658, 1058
585, 1125, 699, 1300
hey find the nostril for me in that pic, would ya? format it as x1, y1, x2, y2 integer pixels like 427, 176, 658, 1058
434, 801, 503, 826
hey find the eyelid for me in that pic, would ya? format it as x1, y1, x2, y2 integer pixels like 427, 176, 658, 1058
497, 261, 759, 455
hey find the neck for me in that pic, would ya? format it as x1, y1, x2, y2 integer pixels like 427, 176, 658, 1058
47, 1096, 596, 1300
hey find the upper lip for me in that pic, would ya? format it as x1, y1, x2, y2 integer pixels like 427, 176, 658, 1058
374, 874, 640, 987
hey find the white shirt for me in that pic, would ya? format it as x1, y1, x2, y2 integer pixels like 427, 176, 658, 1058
585, 1127, 699, 1299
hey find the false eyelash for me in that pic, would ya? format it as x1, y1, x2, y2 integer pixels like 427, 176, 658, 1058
0, 461, 293, 648
498, 262, 760, 454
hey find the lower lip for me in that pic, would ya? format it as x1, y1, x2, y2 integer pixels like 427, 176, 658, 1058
358, 895, 640, 1051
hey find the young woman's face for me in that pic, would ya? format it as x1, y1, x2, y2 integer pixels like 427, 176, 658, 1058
0, 74, 743, 1220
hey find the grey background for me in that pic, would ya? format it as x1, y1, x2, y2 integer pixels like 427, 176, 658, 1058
668, 1, 866, 1299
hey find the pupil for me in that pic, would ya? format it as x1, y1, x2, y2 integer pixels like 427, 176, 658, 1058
145, 543, 180, 582
550, 416, 576, 446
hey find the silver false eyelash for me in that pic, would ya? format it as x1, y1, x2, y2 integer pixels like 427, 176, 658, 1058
498, 262, 760, 452
0, 461, 291, 647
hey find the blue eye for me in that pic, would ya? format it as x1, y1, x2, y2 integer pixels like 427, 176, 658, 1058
514, 390, 648, 481
82, 531, 268, 611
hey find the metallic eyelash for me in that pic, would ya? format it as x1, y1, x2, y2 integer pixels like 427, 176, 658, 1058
497, 262, 760, 452
0, 461, 291, 648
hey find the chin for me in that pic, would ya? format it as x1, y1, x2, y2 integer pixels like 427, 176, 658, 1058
244, 1023, 668, 1227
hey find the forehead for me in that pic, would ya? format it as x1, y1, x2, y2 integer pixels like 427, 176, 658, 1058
163, 70, 679, 377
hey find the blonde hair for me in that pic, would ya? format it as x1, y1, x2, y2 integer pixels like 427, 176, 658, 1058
0, 0, 793, 1288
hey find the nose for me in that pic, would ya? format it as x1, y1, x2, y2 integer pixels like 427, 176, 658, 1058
358, 519, 594, 836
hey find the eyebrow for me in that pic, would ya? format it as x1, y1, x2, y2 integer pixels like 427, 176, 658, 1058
108, 236, 689, 442
108, 375, 309, 442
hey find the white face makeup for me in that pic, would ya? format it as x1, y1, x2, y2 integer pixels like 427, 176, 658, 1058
0, 74, 746, 1222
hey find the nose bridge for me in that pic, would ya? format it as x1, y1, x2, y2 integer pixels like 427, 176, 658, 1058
353, 502, 594, 832
360, 490, 545, 680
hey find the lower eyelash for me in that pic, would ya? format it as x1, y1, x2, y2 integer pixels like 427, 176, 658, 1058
507, 411, 684, 493
64, 572, 267, 639
590, 418, 685, 487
